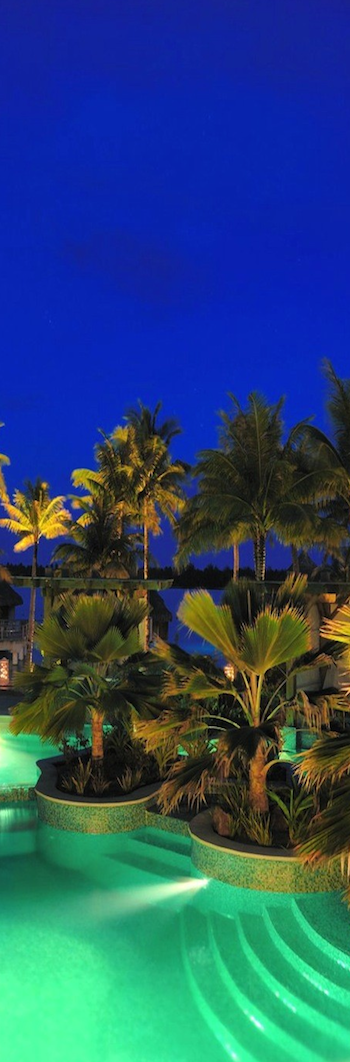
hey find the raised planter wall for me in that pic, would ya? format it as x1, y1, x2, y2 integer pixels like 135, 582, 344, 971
35, 758, 159, 834
34, 759, 343, 892
190, 811, 343, 893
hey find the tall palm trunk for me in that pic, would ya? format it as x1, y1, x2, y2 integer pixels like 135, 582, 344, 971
143, 502, 150, 650
233, 543, 239, 582
249, 743, 269, 813
91, 708, 104, 766
253, 533, 266, 582
291, 544, 300, 574
26, 539, 38, 667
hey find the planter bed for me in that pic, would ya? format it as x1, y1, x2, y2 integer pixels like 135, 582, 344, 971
189, 809, 343, 893
35, 756, 160, 834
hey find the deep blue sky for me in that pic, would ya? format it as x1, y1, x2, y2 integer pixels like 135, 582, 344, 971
1, 0, 350, 569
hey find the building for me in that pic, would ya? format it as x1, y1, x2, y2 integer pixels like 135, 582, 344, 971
0, 581, 27, 687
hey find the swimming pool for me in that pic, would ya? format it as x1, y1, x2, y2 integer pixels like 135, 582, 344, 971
0, 715, 60, 789
1, 802, 350, 1062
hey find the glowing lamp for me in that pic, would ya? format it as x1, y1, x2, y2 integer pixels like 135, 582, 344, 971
224, 662, 235, 682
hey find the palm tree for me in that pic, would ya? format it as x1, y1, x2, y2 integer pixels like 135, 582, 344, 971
100, 403, 189, 647
0, 422, 10, 500
137, 576, 312, 813
176, 392, 344, 581
53, 478, 140, 578
314, 360, 350, 575
11, 593, 157, 772
297, 603, 350, 894
0, 479, 70, 665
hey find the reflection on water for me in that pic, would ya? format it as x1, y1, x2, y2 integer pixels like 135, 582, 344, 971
0, 802, 37, 833
0, 716, 59, 787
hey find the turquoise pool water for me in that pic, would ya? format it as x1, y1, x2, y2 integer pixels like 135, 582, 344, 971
0, 715, 60, 788
1, 803, 350, 1062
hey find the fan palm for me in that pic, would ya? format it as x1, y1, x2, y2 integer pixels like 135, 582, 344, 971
296, 604, 350, 894
176, 392, 344, 581
0, 479, 70, 665
0, 422, 10, 500
137, 576, 312, 813
11, 593, 158, 770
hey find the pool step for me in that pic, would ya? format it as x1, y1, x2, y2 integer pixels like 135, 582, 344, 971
182, 905, 350, 1062
130, 826, 191, 859
292, 897, 350, 969
108, 845, 192, 883
181, 905, 258, 1062
182, 905, 321, 1062
264, 904, 350, 1005
239, 910, 350, 1034
214, 911, 349, 1060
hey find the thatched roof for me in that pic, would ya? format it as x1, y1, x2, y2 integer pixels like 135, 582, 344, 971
0, 581, 23, 607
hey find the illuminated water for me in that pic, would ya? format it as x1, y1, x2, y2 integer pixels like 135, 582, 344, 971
0, 715, 60, 788
1, 802, 350, 1062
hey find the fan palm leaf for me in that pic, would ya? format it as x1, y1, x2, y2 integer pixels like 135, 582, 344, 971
11, 593, 156, 767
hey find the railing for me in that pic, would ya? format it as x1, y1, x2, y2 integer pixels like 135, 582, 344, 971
0, 620, 28, 642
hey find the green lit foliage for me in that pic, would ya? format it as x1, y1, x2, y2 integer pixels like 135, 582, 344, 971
137, 576, 316, 818
267, 787, 315, 845
61, 758, 93, 795
11, 594, 160, 781
296, 602, 350, 897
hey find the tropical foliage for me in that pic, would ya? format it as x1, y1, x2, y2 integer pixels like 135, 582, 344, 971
136, 576, 316, 818
0, 480, 70, 665
176, 392, 344, 580
11, 594, 160, 777
297, 603, 350, 894
53, 472, 139, 578
0, 421, 10, 500
97, 402, 190, 646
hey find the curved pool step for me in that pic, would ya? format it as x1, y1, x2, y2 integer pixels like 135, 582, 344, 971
264, 904, 350, 1005
239, 910, 350, 1035
121, 829, 192, 876
131, 826, 191, 858
292, 897, 350, 970
210, 911, 339, 1062
108, 845, 192, 882
236, 912, 350, 1055
182, 905, 308, 1062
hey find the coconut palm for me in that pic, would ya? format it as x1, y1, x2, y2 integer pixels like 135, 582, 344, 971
297, 603, 350, 894
0, 479, 70, 665
137, 576, 312, 814
0, 422, 10, 500
11, 593, 158, 772
313, 361, 350, 575
176, 392, 344, 581
53, 479, 140, 578
100, 403, 190, 647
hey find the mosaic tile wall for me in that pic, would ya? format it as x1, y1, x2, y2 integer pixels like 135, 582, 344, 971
190, 834, 343, 893
36, 791, 149, 834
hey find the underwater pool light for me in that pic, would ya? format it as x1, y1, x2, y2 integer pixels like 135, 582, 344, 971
89, 875, 208, 919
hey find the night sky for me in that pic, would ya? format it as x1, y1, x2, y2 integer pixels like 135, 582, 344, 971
1, 0, 350, 570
